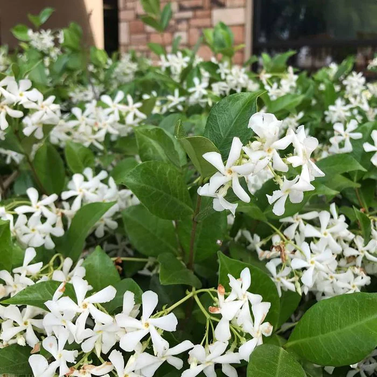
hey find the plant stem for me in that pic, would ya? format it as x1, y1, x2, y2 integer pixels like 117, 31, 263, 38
111, 257, 150, 263
188, 193, 202, 270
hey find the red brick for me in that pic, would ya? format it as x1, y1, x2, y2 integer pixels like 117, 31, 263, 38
120, 10, 135, 21
130, 34, 147, 44
189, 18, 211, 27
189, 28, 201, 45
177, 20, 189, 31
126, 1, 137, 9
231, 25, 244, 45
197, 45, 213, 60
150, 33, 163, 44
129, 20, 145, 34
174, 11, 194, 19
233, 50, 244, 65
194, 10, 211, 18
179, 0, 203, 9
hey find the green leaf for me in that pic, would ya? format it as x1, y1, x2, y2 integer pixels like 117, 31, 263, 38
0, 344, 32, 375
122, 205, 178, 257
178, 200, 227, 262
147, 42, 165, 56
123, 161, 193, 220
333, 56, 354, 81
11, 24, 30, 41
104, 278, 143, 313
316, 154, 366, 177
58, 202, 116, 261
354, 207, 371, 243
39, 7, 55, 24
33, 143, 65, 195
218, 253, 280, 327
286, 292, 377, 366
160, 3, 172, 30
111, 158, 139, 184
82, 246, 120, 291
267, 94, 305, 113
65, 141, 95, 174
28, 60, 49, 86
140, 15, 162, 32
140, 0, 161, 16
135, 126, 180, 166
158, 253, 202, 288
278, 290, 301, 328
2, 280, 75, 310
90, 46, 108, 66
179, 136, 220, 177
247, 344, 306, 377
62, 22, 82, 50
0, 220, 13, 272
204, 91, 263, 158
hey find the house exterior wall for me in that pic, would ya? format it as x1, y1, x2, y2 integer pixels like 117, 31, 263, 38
118, 0, 251, 64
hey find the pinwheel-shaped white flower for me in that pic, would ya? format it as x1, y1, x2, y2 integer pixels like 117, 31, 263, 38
134, 341, 194, 377
1, 305, 44, 347
109, 349, 142, 377
182, 341, 240, 377
56, 277, 116, 341
13, 247, 42, 276
31, 330, 78, 377
201, 137, 250, 203
290, 242, 334, 288
15, 187, 58, 222
266, 259, 295, 296
329, 119, 362, 153
344, 236, 377, 267
239, 302, 273, 361
116, 290, 178, 355
363, 130, 377, 166
101, 91, 126, 121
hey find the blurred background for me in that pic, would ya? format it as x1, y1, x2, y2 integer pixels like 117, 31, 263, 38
1, 0, 377, 71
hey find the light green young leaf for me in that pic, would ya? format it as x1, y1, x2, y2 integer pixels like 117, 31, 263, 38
247, 344, 306, 377
11, 24, 30, 41
158, 253, 202, 288
122, 205, 178, 257
123, 161, 193, 220
82, 246, 120, 291
160, 3, 172, 30
286, 292, 377, 366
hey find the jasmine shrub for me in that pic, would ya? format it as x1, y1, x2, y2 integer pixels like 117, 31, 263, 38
0, 5, 377, 377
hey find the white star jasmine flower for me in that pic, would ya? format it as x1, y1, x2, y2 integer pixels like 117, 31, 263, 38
363, 130, 377, 166
182, 341, 240, 377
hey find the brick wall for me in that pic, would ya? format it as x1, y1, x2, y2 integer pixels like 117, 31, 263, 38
118, 0, 249, 64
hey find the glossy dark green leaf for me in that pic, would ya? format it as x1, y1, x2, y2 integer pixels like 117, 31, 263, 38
0, 220, 13, 272
204, 91, 263, 158
286, 293, 377, 366
158, 253, 202, 288
33, 143, 65, 195
111, 158, 139, 184
0, 344, 32, 374
104, 278, 143, 313
65, 141, 95, 174
82, 246, 120, 291
123, 161, 193, 220
58, 202, 116, 261
247, 344, 306, 377
2, 281, 75, 310
122, 205, 178, 257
